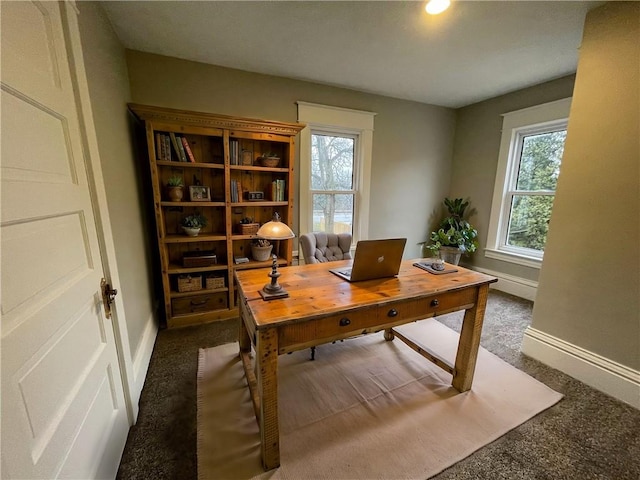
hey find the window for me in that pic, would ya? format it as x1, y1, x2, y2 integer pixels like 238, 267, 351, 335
486, 98, 571, 267
311, 132, 356, 234
297, 102, 375, 249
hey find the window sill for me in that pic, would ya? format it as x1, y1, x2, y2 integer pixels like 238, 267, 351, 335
484, 248, 542, 269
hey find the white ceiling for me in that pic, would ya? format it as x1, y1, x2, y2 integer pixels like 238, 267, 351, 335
101, 0, 603, 108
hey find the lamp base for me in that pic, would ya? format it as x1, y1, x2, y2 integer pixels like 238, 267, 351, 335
259, 286, 289, 301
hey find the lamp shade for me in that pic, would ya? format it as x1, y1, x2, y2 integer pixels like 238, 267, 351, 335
256, 213, 295, 240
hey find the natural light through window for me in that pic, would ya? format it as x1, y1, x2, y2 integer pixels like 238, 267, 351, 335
297, 102, 375, 254
486, 98, 571, 268
311, 133, 356, 235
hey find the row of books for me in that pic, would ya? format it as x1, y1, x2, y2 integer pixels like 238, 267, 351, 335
155, 132, 196, 163
230, 180, 242, 203
271, 179, 286, 201
229, 139, 240, 165
230, 179, 285, 202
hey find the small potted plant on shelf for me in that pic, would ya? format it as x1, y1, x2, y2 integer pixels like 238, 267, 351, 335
423, 197, 479, 265
251, 238, 273, 262
181, 213, 207, 237
166, 175, 184, 202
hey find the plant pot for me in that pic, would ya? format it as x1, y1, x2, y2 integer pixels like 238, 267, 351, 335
251, 244, 273, 262
166, 186, 184, 202
182, 226, 201, 237
438, 246, 462, 265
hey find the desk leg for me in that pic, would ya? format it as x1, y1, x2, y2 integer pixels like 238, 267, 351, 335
452, 284, 490, 392
257, 328, 280, 470
239, 314, 251, 354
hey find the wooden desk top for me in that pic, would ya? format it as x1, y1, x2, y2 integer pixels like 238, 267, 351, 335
235, 259, 497, 329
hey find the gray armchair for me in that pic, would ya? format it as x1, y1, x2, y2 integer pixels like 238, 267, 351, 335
300, 232, 352, 264
299, 232, 352, 360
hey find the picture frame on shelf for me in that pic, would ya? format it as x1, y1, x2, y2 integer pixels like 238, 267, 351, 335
241, 149, 253, 166
189, 185, 211, 202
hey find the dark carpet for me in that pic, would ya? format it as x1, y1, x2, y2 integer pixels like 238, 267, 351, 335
116, 290, 640, 479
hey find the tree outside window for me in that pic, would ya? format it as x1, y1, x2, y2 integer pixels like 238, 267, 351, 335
486, 98, 571, 268
506, 129, 566, 252
311, 133, 356, 234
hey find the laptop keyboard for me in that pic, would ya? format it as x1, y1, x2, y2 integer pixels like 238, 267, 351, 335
340, 269, 352, 276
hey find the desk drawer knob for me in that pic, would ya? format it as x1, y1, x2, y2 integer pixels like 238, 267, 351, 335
431, 299, 439, 307
339, 318, 351, 327
387, 309, 398, 317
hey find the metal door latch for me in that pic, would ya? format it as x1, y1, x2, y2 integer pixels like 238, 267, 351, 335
100, 278, 118, 319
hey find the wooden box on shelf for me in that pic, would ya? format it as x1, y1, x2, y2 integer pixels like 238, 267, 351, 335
183, 250, 217, 267
177, 274, 202, 293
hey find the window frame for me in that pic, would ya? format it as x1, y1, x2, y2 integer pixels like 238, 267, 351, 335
297, 102, 375, 249
486, 98, 571, 268
309, 130, 359, 235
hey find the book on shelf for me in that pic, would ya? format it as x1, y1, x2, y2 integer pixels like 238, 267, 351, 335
155, 133, 163, 160
271, 179, 285, 201
234, 256, 250, 264
181, 137, 196, 163
229, 139, 239, 165
164, 135, 172, 161
156, 133, 173, 161
230, 179, 242, 203
169, 132, 187, 162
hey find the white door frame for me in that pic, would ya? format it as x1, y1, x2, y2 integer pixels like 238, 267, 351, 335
62, 0, 138, 422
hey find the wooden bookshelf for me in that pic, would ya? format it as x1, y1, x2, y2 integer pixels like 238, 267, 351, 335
129, 104, 304, 328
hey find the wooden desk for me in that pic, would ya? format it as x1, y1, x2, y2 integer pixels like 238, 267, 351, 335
235, 259, 497, 470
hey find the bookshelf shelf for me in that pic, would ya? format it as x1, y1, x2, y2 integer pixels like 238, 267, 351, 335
130, 103, 303, 328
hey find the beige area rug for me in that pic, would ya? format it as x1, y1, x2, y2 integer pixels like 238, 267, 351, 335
197, 319, 562, 480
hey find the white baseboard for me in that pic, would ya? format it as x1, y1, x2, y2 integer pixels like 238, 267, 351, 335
130, 312, 158, 421
465, 265, 537, 301
522, 327, 640, 409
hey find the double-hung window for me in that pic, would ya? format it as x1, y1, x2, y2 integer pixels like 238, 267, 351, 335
486, 98, 571, 267
310, 132, 357, 234
297, 102, 375, 250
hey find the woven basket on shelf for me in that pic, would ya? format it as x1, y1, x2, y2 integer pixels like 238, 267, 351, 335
205, 275, 225, 289
238, 223, 259, 235
177, 274, 202, 292
259, 156, 280, 168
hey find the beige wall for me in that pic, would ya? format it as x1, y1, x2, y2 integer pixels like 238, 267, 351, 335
531, 2, 639, 369
77, 3, 157, 357
451, 75, 576, 281
124, 51, 456, 258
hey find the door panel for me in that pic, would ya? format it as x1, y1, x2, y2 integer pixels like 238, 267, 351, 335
1, 2, 129, 478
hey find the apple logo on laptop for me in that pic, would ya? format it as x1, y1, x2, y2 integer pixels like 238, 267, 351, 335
377, 255, 385, 263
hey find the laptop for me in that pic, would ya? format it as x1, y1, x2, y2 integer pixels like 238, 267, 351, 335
329, 238, 407, 282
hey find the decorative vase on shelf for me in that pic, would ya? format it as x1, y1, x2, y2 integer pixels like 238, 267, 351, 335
182, 226, 201, 237
251, 244, 273, 262
166, 186, 184, 202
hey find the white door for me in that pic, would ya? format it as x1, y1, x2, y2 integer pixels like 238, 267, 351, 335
1, 2, 130, 478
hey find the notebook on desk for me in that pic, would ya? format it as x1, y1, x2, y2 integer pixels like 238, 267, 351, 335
329, 238, 407, 282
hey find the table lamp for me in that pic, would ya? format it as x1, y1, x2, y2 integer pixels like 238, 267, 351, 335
256, 213, 295, 300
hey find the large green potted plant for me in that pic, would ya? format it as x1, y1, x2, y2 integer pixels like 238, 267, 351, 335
424, 198, 479, 265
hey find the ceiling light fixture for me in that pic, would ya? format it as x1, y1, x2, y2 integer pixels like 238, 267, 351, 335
425, 0, 451, 15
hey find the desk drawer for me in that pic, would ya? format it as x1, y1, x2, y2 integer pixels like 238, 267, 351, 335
430, 288, 478, 313
279, 306, 378, 349
377, 288, 478, 323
